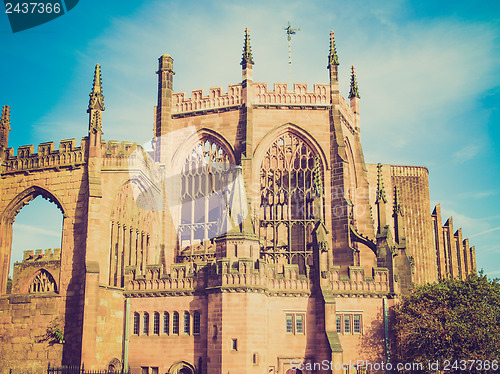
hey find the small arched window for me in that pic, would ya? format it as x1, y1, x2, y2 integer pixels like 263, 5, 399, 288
133, 312, 140, 335
153, 312, 160, 335
183, 311, 190, 335
163, 312, 169, 335
193, 311, 201, 335
143, 312, 149, 335
173, 312, 179, 335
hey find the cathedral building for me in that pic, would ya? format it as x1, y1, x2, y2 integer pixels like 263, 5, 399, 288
0, 29, 476, 374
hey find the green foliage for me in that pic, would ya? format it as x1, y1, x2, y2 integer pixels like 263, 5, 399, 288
42, 319, 65, 345
393, 273, 500, 373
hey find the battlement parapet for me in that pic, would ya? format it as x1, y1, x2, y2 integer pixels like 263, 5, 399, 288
103, 140, 139, 158
3, 138, 86, 173
171, 82, 337, 115
329, 266, 390, 294
126, 261, 391, 296
126, 263, 197, 292
253, 82, 330, 106
125, 258, 311, 295
172, 84, 242, 114
390, 165, 429, 177
21, 248, 61, 263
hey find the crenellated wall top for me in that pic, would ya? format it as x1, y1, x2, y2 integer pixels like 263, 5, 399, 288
171, 82, 342, 115
172, 84, 243, 113
103, 140, 140, 158
124, 258, 390, 297
8, 138, 83, 159
3, 138, 86, 173
253, 82, 330, 106
390, 164, 429, 177
21, 248, 61, 262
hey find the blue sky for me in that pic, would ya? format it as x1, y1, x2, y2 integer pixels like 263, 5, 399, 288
1, 0, 499, 277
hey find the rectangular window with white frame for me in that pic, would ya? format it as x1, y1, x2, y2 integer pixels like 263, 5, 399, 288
336, 313, 363, 335
344, 315, 351, 334
285, 312, 305, 335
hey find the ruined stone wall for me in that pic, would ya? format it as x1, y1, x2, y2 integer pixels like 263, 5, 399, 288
432, 204, 476, 279
0, 138, 89, 368
11, 249, 61, 294
390, 166, 436, 285
0, 294, 65, 374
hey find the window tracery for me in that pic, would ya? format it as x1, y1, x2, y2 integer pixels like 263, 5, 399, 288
178, 137, 234, 262
28, 269, 57, 293
259, 132, 323, 273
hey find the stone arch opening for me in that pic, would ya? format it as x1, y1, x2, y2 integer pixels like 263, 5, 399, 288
0, 186, 64, 294
168, 361, 196, 374
258, 130, 324, 274
107, 357, 121, 372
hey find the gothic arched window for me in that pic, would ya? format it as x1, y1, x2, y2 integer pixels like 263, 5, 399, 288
183, 311, 190, 335
259, 132, 323, 273
28, 269, 57, 293
143, 312, 149, 335
173, 311, 180, 335
178, 137, 234, 262
133, 312, 140, 335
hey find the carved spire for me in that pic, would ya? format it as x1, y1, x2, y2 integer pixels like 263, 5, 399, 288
393, 185, 403, 217
89, 64, 104, 111
328, 30, 339, 67
349, 65, 360, 99
393, 185, 406, 246
376, 163, 388, 235
376, 163, 387, 204
88, 64, 105, 135
241, 28, 254, 66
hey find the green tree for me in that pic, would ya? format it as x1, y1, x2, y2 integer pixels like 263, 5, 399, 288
392, 273, 500, 373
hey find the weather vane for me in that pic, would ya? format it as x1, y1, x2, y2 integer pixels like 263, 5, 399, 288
283, 21, 300, 91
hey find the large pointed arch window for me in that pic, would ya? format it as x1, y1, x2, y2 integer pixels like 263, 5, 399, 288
259, 132, 323, 273
178, 137, 235, 262
28, 269, 57, 293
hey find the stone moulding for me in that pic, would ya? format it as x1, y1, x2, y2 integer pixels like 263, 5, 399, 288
123, 259, 390, 299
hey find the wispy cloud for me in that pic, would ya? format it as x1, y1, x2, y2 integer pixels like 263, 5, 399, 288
13, 224, 61, 238
457, 190, 498, 199
469, 226, 500, 238
453, 144, 481, 163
